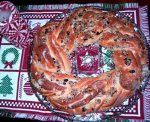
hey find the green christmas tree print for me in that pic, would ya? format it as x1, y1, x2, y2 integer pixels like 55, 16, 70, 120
0, 75, 13, 97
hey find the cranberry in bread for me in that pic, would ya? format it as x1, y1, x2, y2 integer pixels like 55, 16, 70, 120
30, 7, 149, 115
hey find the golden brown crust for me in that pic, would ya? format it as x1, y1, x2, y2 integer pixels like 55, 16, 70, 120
31, 7, 149, 115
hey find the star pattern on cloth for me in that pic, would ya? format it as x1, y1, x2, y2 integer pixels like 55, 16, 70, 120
80, 51, 95, 66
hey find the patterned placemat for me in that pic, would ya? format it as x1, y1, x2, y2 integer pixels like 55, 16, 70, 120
0, 3, 149, 121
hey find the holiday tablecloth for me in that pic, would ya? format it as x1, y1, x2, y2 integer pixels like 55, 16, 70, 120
0, 3, 150, 121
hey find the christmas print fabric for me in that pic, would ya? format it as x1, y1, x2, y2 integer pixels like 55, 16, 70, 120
0, 2, 150, 122
0, 1, 33, 48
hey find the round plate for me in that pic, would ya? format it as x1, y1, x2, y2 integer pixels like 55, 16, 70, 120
28, 7, 150, 121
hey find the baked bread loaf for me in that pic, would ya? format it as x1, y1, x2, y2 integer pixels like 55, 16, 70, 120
31, 7, 149, 115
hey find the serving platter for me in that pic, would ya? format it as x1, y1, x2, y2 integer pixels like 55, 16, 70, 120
28, 7, 150, 121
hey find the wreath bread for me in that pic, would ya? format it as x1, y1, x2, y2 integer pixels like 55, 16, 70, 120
31, 7, 149, 115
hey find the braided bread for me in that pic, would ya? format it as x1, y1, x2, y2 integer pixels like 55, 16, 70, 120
31, 7, 149, 115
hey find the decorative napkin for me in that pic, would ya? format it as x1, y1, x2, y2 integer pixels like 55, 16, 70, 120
0, 2, 150, 121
